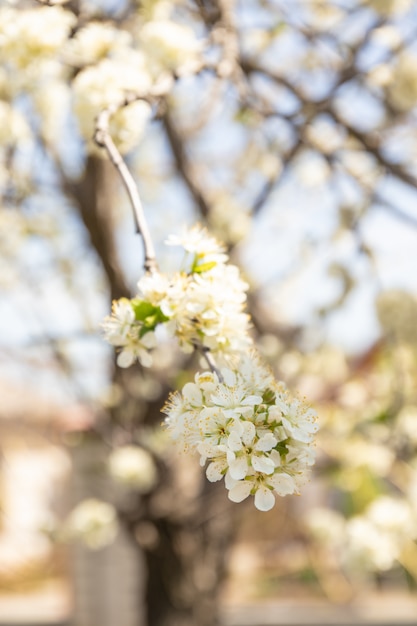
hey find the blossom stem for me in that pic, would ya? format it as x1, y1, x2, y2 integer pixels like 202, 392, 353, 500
201, 347, 224, 382
95, 103, 158, 275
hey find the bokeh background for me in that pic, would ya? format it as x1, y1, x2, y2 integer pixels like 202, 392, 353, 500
2, 0, 417, 624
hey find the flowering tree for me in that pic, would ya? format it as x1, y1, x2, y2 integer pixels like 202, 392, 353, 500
2, 0, 417, 624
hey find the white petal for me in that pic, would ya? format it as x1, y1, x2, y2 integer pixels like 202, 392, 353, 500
255, 433, 277, 452
206, 461, 225, 482
229, 456, 248, 480
228, 431, 243, 452
240, 406, 255, 419
254, 486, 275, 511
138, 350, 153, 368
241, 421, 256, 445
268, 405, 283, 420
242, 395, 262, 406
224, 471, 238, 490
182, 383, 203, 407
252, 454, 275, 475
163, 318, 176, 333
221, 368, 236, 387
197, 441, 217, 458
274, 399, 289, 414
141, 331, 157, 349
117, 349, 135, 368
199, 406, 218, 420
270, 472, 296, 496
269, 450, 282, 467
228, 481, 252, 503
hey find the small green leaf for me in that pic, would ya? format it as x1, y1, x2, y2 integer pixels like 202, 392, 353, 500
193, 261, 217, 274
131, 299, 169, 331
131, 299, 157, 321
275, 440, 289, 456
262, 389, 276, 404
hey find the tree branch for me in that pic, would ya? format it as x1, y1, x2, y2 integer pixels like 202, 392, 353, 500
95, 102, 158, 274
162, 109, 212, 218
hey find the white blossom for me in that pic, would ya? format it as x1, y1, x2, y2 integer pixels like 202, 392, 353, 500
72, 56, 152, 152
163, 354, 318, 511
165, 224, 228, 269
0, 6, 76, 70
65, 22, 132, 66
102, 298, 157, 368
387, 52, 417, 111
108, 445, 157, 492
64, 499, 118, 550
139, 20, 201, 75
33, 80, 70, 145
0, 102, 31, 146
110, 227, 253, 360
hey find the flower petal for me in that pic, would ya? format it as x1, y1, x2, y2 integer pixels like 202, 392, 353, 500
255, 433, 277, 452
229, 456, 248, 480
242, 395, 262, 406
182, 383, 203, 407
270, 472, 296, 496
254, 486, 275, 511
241, 421, 256, 445
228, 430, 243, 452
206, 461, 225, 482
138, 350, 153, 368
252, 454, 275, 475
221, 368, 236, 387
228, 481, 252, 503
117, 349, 135, 368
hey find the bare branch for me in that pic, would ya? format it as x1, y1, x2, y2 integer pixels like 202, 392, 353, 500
329, 107, 417, 191
201, 347, 224, 382
95, 101, 158, 274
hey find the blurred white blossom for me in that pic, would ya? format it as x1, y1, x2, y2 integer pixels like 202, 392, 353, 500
65, 22, 132, 66
0, 6, 76, 70
64, 499, 118, 550
72, 56, 152, 152
387, 53, 417, 111
108, 446, 157, 492
139, 20, 201, 75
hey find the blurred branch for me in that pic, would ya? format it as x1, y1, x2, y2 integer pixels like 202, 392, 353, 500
252, 138, 304, 215
329, 107, 417, 191
162, 109, 212, 218
70, 158, 131, 300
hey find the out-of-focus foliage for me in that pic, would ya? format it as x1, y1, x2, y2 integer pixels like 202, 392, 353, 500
2, 0, 417, 621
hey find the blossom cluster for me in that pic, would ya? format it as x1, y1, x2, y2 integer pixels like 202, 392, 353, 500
163, 355, 318, 511
0, 3, 202, 153
102, 225, 252, 367
307, 495, 417, 573
102, 225, 318, 510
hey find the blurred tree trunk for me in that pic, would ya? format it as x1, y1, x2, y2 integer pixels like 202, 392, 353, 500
142, 483, 237, 626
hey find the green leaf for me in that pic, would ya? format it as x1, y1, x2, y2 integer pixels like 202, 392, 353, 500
131, 299, 157, 321
131, 299, 169, 331
193, 261, 217, 274
275, 440, 289, 457
262, 388, 276, 404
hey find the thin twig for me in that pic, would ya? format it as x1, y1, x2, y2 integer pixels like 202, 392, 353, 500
94, 102, 158, 274
201, 347, 224, 382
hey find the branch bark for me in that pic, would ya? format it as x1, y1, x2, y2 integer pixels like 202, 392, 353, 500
162, 109, 212, 219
